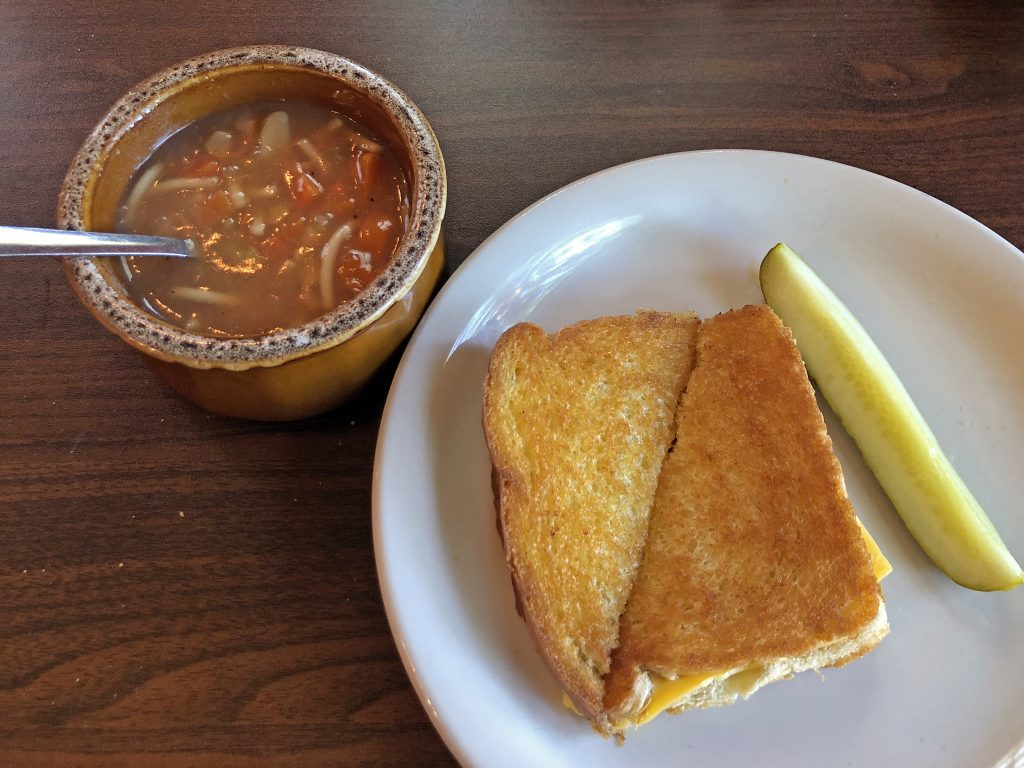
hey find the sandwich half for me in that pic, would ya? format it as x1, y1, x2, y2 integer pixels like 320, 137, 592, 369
603, 305, 890, 733
483, 311, 701, 731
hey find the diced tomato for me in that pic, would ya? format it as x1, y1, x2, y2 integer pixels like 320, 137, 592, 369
287, 170, 323, 206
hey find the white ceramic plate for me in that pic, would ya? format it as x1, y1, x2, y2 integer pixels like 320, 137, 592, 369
373, 150, 1024, 768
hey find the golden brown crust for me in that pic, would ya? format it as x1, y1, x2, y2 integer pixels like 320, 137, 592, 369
605, 305, 883, 713
483, 312, 700, 728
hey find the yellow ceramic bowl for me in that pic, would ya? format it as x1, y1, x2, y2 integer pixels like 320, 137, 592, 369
58, 46, 446, 421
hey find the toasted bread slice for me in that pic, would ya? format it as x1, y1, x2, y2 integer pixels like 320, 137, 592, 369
604, 305, 888, 731
483, 311, 700, 730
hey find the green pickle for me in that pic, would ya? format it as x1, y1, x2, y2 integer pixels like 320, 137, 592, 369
760, 243, 1023, 591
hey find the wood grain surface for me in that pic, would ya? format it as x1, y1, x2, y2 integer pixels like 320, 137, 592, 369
1, 2, 1022, 765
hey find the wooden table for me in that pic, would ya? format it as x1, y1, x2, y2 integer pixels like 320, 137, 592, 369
1, 2, 1022, 765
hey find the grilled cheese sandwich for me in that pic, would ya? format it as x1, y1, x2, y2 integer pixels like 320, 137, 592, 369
483, 305, 890, 738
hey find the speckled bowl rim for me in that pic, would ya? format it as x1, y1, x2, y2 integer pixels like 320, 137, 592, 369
58, 45, 446, 369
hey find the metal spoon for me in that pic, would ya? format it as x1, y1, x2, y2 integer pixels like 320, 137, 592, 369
0, 226, 193, 259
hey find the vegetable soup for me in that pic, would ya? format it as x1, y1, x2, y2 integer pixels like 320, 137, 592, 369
114, 100, 410, 337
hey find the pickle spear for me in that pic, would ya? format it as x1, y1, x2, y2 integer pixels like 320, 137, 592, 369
760, 243, 1023, 591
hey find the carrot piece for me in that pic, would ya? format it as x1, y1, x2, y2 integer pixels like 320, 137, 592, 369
354, 220, 394, 257
287, 170, 323, 206
317, 180, 355, 216
178, 150, 221, 178
356, 150, 381, 187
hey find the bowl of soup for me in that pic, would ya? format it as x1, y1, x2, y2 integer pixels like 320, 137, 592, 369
58, 46, 445, 420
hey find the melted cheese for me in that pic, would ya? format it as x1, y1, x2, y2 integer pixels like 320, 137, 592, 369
634, 670, 718, 725
857, 519, 893, 580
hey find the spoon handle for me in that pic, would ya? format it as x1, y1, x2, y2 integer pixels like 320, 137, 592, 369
0, 226, 192, 258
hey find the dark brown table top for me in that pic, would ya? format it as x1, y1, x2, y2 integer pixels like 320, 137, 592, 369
2, 2, 1023, 765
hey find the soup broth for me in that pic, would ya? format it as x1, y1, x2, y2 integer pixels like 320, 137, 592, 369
115, 100, 410, 337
